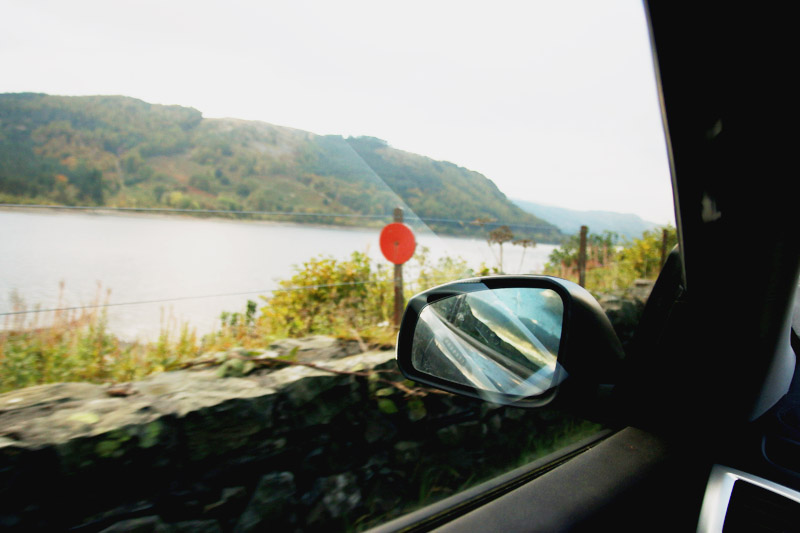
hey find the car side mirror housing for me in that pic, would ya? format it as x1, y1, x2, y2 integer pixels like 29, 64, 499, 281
396, 276, 625, 407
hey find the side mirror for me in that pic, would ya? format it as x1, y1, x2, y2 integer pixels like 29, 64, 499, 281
396, 276, 625, 407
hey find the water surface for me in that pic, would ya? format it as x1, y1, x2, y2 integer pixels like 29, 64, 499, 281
1, 210, 556, 340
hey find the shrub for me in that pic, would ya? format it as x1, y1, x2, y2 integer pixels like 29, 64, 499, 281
257, 251, 392, 339
544, 225, 677, 293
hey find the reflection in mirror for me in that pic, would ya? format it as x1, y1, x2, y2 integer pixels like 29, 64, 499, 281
411, 287, 565, 402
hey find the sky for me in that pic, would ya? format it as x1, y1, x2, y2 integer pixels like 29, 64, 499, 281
0, 0, 675, 225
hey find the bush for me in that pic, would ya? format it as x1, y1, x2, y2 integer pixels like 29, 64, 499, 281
205, 248, 473, 350
257, 251, 391, 339
544, 225, 677, 293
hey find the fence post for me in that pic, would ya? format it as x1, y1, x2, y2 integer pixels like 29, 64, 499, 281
578, 225, 588, 288
661, 228, 669, 267
393, 207, 404, 329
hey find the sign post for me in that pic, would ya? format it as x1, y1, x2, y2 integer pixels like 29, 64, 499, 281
578, 225, 588, 288
379, 207, 416, 328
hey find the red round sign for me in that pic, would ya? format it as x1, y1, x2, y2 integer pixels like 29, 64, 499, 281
379, 223, 416, 265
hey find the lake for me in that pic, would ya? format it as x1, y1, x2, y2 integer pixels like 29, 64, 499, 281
0, 210, 557, 340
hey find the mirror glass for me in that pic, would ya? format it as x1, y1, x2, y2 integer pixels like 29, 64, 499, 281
411, 287, 565, 400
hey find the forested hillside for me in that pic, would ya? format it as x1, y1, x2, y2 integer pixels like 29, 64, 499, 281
0, 93, 562, 242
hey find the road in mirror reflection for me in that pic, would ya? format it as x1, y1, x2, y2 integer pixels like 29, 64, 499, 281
411, 287, 565, 401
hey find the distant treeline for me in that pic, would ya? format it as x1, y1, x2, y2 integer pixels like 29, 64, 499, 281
0, 93, 563, 243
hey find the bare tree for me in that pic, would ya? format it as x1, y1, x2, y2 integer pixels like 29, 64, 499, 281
488, 225, 514, 273
513, 238, 536, 273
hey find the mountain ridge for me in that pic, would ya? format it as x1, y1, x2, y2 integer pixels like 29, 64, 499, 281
512, 198, 660, 240
0, 93, 563, 243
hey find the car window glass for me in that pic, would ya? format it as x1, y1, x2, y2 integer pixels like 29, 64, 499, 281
0, 1, 672, 531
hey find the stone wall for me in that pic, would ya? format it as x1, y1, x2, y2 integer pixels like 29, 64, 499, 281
0, 339, 588, 532
596, 279, 654, 350
0, 288, 651, 532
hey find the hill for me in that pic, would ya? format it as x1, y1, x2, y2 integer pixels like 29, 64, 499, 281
512, 198, 659, 240
0, 93, 563, 243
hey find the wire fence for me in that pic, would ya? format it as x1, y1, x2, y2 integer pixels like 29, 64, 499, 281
0, 280, 388, 317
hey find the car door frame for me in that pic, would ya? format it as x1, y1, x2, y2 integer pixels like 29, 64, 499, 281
370, 1, 800, 531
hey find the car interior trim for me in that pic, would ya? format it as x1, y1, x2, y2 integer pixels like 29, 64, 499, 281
697, 464, 800, 533
428, 427, 693, 532
368, 428, 613, 533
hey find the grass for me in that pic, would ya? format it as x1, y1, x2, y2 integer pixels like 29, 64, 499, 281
0, 285, 391, 395
352, 414, 604, 531
0, 284, 199, 393
1, 235, 652, 394
417, 416, 602, 506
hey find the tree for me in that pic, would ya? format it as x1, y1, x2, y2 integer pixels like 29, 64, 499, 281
488, 225, 514, 273
153, 184, 167, 203
70, 163, 104, 204
513, 238, 536, 273
619, 226, 677, 278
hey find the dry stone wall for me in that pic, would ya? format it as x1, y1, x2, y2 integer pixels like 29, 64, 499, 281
0, 344, 578, 532
0, 287, 651, 532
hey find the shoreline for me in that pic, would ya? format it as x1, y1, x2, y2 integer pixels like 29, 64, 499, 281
0, 203, 381, 230
0, 204, 532, 243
